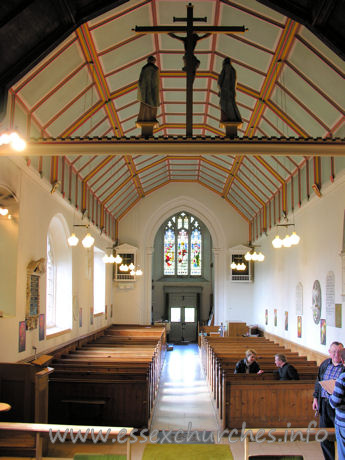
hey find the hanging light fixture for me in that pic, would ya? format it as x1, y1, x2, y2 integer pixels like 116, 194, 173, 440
244, 247, 265, 262
67, 233, 79, 247
67, 224, 94, 248
81, 233, 94, 248
0, 130, 27, 151
0, 206, 9, 216
272, 220, 300, 249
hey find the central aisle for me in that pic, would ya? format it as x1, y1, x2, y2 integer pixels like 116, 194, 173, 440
150, 343, 219, 431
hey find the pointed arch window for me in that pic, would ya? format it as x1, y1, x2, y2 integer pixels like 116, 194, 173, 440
164, 212, 202, 276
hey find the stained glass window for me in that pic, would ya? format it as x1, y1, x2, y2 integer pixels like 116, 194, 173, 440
164, 227, 175, 275
191, 228, 202, 275
177, 229, 188, 275
163, 212, 202, 276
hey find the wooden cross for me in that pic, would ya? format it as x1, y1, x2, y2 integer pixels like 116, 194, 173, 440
134, 3, 246, 137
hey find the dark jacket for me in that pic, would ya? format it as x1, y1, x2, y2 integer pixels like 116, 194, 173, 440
313, 358, 344, 415
277, 362, 299, 380
234, 358, 260, 374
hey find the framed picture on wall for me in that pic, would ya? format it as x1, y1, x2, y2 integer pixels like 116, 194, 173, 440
274, 309, 277, 327
297, 316, 302, 338
285, 311, 288, 331
18, 320, 26, 352
320, 319, 326, 345
79, 307, 82, 327
38, 313, 45, 341
265, 309, 268, 325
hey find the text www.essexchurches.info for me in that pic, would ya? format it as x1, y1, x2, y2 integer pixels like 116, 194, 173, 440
48, 421, 328, 444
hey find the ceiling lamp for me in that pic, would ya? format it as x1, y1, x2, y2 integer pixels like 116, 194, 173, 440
67, 224, 94, 248
119, 264, 129, 272
244, 249, 265, 262
82, 233, 95, 248
67, 233, 79, 247
135, 268, 143, 276
272, 221, 300, 249
0, 131, 26, 151
0, 206, 9, 216
114, 254, 122, 264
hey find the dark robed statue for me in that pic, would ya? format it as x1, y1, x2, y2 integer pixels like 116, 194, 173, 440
137, 55, 160, 122
217, 57, 242, 123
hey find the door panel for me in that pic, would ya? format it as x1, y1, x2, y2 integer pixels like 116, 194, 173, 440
168, 305, 197, 343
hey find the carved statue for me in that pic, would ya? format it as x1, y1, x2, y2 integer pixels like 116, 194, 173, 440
217, 57, 242, 123
169, 32, 210, 82
137, 55, 160, 122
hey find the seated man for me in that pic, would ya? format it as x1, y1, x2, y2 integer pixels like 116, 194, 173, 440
274, 353, 299, 380
235, 349, 264, 375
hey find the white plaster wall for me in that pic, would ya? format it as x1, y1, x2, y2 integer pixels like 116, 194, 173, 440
0, 157, 113, 362
115, 182, 252, 325
252, 170, 345, 353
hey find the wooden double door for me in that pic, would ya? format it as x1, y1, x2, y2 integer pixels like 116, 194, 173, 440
168, 292, 199, 343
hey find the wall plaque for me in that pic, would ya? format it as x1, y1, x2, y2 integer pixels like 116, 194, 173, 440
26, 258, 45, 329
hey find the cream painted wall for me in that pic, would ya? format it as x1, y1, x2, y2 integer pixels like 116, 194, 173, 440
115, 182, 253, 325
252, 170, 345, 353
0, 157, 113, 362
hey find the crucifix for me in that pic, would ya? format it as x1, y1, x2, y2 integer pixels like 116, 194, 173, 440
134, 3, 246, 137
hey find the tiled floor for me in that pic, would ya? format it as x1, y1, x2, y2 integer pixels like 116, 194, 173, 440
150, 343, 219, 431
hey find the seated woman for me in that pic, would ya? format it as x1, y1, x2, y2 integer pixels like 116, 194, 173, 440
234, 349, 264, 375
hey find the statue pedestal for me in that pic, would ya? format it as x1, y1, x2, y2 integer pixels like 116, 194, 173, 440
136, 121, 158, 137
220, 121, 242, 139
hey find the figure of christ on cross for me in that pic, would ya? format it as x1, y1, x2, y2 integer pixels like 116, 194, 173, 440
134, 3, 246, 137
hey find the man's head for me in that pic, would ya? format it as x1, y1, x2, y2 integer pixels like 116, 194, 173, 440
329, 341, 344, 365
275, 354, 287, 368
245, 349, 257, 364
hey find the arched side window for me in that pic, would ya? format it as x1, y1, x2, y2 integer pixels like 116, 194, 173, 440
46, 214, 72, 334
46, 234, 56, 328
164, 212, 202, 276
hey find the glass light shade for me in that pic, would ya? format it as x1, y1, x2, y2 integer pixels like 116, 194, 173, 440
11, 137, 26, 151
244, 252, 252, 261
128, 263, 135, 270
0, 207, 9, 216
114, 255, 122, 264
67, 233, 79, 247
237, 263, 246, 271
230, 262, 237, 270
257, 252, 265, 262
103, 254, 110, 263
0, 133, 10, 145
251, 251, 258, 261
108, 254, 116, 263
290, 231, 300, 245
119, 264, 129, 272
282, 234, 292, 248
130, 270, 136, 276
82, 233, 94, 248
272, 235, 283, 248
135, 269, 143, 276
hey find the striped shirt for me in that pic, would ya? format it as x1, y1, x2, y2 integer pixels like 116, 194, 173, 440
321, 362, 343, 399
329, 372, 345, 427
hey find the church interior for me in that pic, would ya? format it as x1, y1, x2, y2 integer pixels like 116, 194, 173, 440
0, 0, 345, 459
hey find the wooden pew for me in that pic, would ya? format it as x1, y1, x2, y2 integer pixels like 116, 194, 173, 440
222, 379, 315, 430
48, 326, 166, 429
0, 422, 133, 460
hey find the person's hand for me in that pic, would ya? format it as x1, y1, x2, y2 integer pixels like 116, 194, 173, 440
312, 398, 318, 411
257, 370, 264, 375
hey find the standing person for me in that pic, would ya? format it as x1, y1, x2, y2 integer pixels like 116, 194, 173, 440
137, 55, 160, 122
330, 348, 345, 460
313, 341, 344, 460
217, 57, 242, 123
235, 349, 264, 375
274, 354, 299, 380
